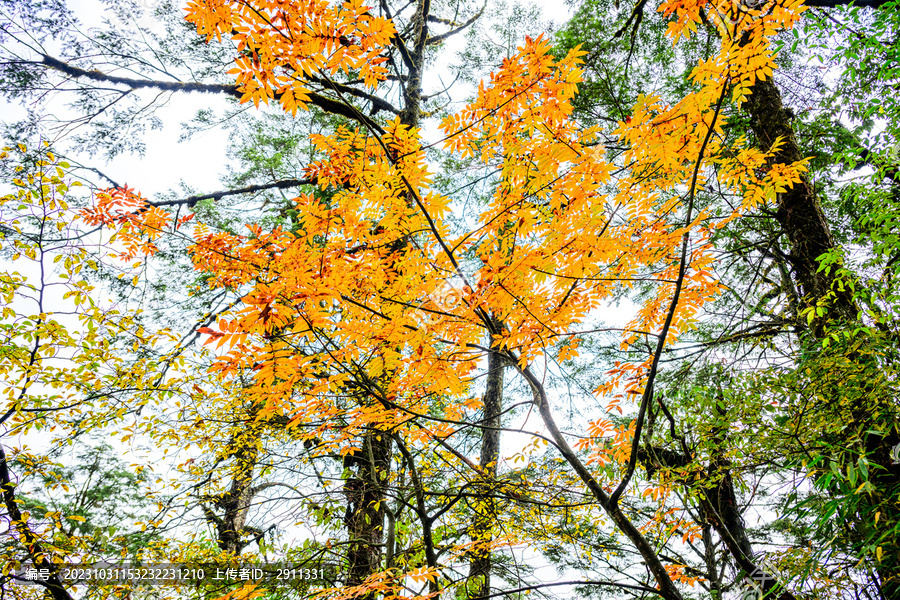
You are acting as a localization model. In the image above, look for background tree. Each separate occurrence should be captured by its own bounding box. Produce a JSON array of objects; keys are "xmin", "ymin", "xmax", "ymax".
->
[{"xmin": 555, "ymin": 0, "xmax": 900, "ymax": 596}]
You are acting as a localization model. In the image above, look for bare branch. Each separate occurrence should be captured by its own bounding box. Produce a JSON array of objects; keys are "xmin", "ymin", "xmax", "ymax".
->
[
  {"xmin": 39, "ymin": 55, "xmax": 385, "ymax": 133},
  {"xmin": 426, "ymin": 0, "xmax": 487, "ymax": 46},
  {"xmin": 149, "ymin": 178, "xmax": 316, "ymax": 208}
]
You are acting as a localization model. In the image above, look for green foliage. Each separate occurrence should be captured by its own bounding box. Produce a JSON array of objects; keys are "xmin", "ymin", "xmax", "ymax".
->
[{"xmin": 10, "ymin": 443, "xmax": 158, "ymax": 558}]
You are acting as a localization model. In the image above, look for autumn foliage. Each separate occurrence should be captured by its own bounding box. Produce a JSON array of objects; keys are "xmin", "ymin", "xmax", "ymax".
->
[
  {"xmin": 65, "ymin": 0, "xmax": 809, "ymax": 595},
  {"xmin": 6, "ymin": 0, "xmax": 894, "ymax": 597}
]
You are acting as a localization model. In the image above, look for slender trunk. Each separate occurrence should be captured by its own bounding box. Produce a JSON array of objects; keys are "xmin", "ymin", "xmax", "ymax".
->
[
  {"xmin": 216, "ymin": 441, "xmax": 260, "ymax": 555},
  {"xmin": 701, "ymin": 524, "xmax": 723, "ymax": 599},
  {"xmin": 466, "ymin": 349, "xmax": 504, "ymax": 600}
]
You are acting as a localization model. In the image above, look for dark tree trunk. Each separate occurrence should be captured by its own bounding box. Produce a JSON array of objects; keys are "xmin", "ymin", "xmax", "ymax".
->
[
  {"xmin": 701, "ymin": 523, "xmax": 723, "ymax": 599},
  {"xmin": 215, "ymin": 442, "xmax": 259, "ymax": 555},
  {"xmin": 200, "ymin": 421, "xmax": 269, "ymax": 556},
  {"xmin": 341, "ymin": 0, "xmax": 430, "ymax": 591},
  {"xmin": 639, "ymin": 441, "xmax": 797, "ymax": 600},
  {"xmin": 745, "ymin": 75, "xmax": 900, "ymax": 597},
  {"xmin": 467, "ymin": 349, "xmax": 504, "ymax": 599},
  {"xmin": 744, "ymin": 76, "xmax": 857, "ymax": 326}
]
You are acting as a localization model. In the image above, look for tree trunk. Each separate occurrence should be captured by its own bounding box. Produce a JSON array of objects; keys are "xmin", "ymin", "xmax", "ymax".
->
[
  {"xmin": 467, "ymin": 349, "xmax": 504, "ymax": 599},
  {"xmin": 215, "ymin": 440, "xmax": 260, "ymax": 555},
  {"xmin": 744, "ymin": 75, "xmax": 857, "ymax": 326},
  {"xmin": 745, "ymin": 74, "xmax": 900, "ymax": 597},
  {"xmin": 638, "ymin": 441, "xmax": 796, "ymax": 599},
  {"xmin": 345, "ymin": 431, "xmax": 392, "ymax": 596},
  {"xmin": 200, "ymin": 414, "xmax": 266, "ymax": 556},
  {"xmin": 342, "ymin": 0, "xmax": 430, "ymax": 591}
]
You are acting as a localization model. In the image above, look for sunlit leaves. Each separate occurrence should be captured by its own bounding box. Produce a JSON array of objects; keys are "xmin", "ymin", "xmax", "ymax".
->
[
  {"xmin": 174, "ymin": 0, "xmax": 810, "ymax": 515},
  {"xmin": 184, "ymin": 0, "xmax": 395, "ymax": 111},
  {"xmin": 80, "ymin": 186, "xmax": 172, "ymax": 260}
]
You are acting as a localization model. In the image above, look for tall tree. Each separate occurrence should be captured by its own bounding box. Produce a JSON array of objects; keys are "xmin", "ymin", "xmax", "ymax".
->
[{"xmin": 557, "ymin": 0, "xmax": 900, "ymax": 596}]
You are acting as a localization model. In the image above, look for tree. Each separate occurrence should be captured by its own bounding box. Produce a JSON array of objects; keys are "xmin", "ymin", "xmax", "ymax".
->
[
  {"xmin": 0, "ymin": 143, "xmax": 177, "ymax": 600},
  {"xmin": 557, "ymin": 0, "xmax": 900, "ymax": 595}
]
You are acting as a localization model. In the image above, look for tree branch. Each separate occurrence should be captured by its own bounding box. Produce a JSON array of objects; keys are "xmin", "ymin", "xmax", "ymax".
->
[
  {"xmin": 608, "ymin": 80, "xmax": 729, "ymax": 508},
  {"xmin": 40, "ymin": 55, "xmax": 385, "ymax": 133},
  {"xmin": 41, "ymin": 54, "xmax": 239, "ymax": 95},
  {"xmin": 149, "ymin": 178, "xmax": 315, "ymax": 208},
  {"xmin": 516, "ymin": 365, "xmax": 683, "ymax": 600},
  {"xmin": 426, "ymin": 0, "xmax": 487, "ymax": 46},
  {"xmin": 306, "ymin": 75, "xmax": 401, "ymax": 115}
]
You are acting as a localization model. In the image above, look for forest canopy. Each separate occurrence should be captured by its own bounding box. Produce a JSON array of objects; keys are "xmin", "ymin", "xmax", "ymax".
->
[{"xmin": 0, "ymin": 0, "xmax": 899, "ymax": 599}]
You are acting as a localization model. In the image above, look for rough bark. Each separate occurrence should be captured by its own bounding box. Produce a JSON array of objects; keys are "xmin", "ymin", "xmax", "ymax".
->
[
  {"xmin": 747, "ymin": 74, "xmax": 900, "ymax": 597},
  {"xmin": 744, "ymin": 75, "xmax": 857, "ymax": 325},
  {"xmin": 201, "ymin": 429, "xmax": 264, "ymax": 555},
  {"xmin": 344, "ymin": 432, "xmax": 392, "ymax": 595},
  {"xmin": 701, "ymin": 524, "xmax": 723, "ymax": 599}
]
